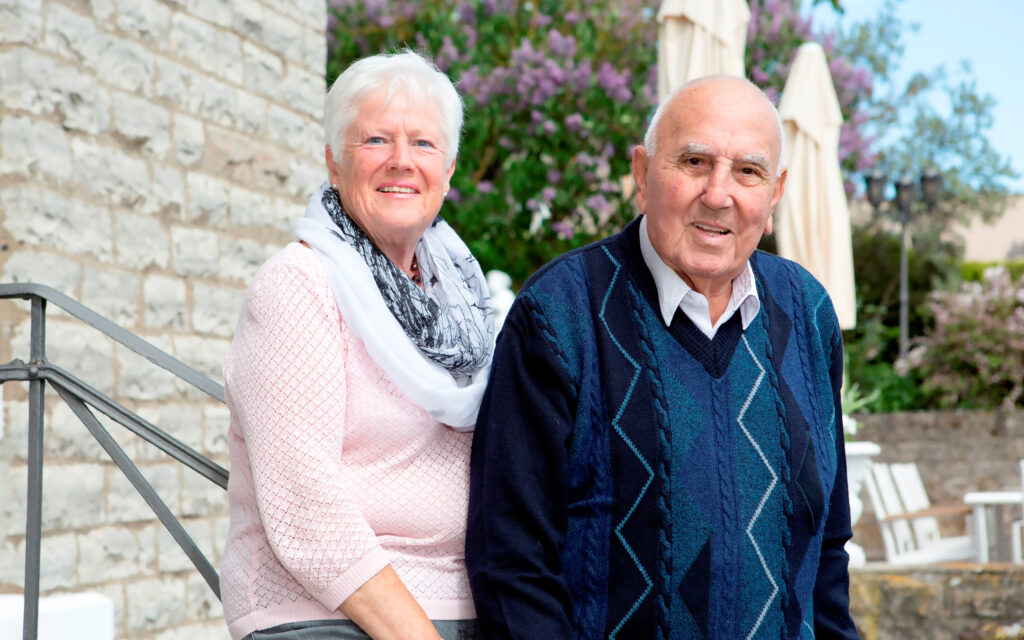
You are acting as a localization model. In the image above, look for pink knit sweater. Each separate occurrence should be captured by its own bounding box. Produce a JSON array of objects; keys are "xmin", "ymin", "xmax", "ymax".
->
[{"xmin": 220, "ymin": 243, "xmax": 476, "ymax": 640}]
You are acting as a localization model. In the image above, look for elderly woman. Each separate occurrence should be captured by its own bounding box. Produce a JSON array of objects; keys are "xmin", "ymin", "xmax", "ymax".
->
[{"xmin": 220, "ymin": 51, "xmax": 493, "ymax": 640}]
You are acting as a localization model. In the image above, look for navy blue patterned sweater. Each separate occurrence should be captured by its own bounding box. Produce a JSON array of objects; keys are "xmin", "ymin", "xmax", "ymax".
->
[{"xmin": 466, "ymin": 218, "xmax": 859, "ymax": 639}]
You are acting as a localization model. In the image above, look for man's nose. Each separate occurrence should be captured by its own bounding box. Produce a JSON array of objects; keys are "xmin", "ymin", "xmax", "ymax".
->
[{"xmin": 702, "ymin": 164, "xmax": 734, "ymax": 209}]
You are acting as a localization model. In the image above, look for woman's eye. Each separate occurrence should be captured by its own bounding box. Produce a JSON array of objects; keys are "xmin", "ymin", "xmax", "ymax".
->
[
  {"xmin": 414, "ymin": 139, "xmax": 435, "ymax": 148},
  {"xmin": 367, "ymin": 136, "xmax": 385, "ymax": 144}
]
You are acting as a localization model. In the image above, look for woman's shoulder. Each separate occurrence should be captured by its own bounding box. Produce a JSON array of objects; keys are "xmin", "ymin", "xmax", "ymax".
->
[{"xmin": 244, "ymin": 242, "xmax": 337, "ymax": 318}]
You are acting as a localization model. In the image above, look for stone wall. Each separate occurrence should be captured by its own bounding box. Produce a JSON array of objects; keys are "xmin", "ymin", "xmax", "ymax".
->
[
  {"xmin": 850, "ymin": 565, "xmax": 1024, "ymax": 640},
  {"xmin": 0, "ymin": 1, "xmax": 327, "ymax": 638},
  {"xmin": 850, "ymin": 410, "xmax": 1024, "ymax": 562}
]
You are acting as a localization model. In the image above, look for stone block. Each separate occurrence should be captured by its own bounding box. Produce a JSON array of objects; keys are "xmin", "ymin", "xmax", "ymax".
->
[
  {"xmin": 90, "ymin": 0, "xmax": 114, "ymax": 22},
  {"xmin": 232, "ymin": 0, "xmax": 263, "ymax": 40},
  {"xmin": 144, "ymin": 274, "xmax": 187, "ymax": 331},
  {"xmin": 303, "ymin": 25, "xmax": 326, "ymax": 71},
  {"xmin": 191, "ymin": 284, "xmax": 244, "ymax": 338},
  {"xmin": 153, "ymin": 162, "xmax": 186, "ymax": 215},
  {"xmin": 1, "ymin": 251, "xmax": 81, "ymax": 296},
  {"xmin": 116, "ymin": 338, "xmax": 182, "ymax": 401},
  {"xmin": 152, "ymin": 404, "xmax": 203, "ymax": 449},
  {"xmin": 266, "ymin": 105, "xmax": 311, "ymax": 153},
  {"xmin": 72, "ymin": 138, "xmax": 151, "ymax": 207},
  {"xmin": 78, "ymin": 525, "xmax": 143, "ymax": 583},
  {"xmin": 294, "ymin": 0, "xmax": 327, "ymax": 29},
  {"xmin": 228, "ymin": 186, "xmax": 275, "ymax": 229},
  {"xmin": 156, "ymin": 518, "xmax": 214, "ymax": 572},
  {"xmin": 1, "ymin": 401, "xmax": 28, "ymax": 463},
  {"xmin": 0, "ymin": 48, "xmax": 110, "ymax": 133},
  {"xmin": 184, "ymin": 0, "xmax": 231, "ymax": 27},
  {"xmin": 0, "ymin": 116, "xmax": 72, "ymax": 181},
  {"xmin": 155, "ymin": 56, "xmax": 190, "ymax": 109},
  {"xmin": 202, "ymin": 126, "xmax": 278, "ymax": 185},
  {"xmin": 48, "ymin": 401, "xmax": 106, "ymax": 461},
  {"xmin": 113, "ymin": 91, "xmax": 172, "ymax": 156},
  {"xmin": 124, "ymin": 576, "xmax": 187, "ymax": 633},
  {"xmin": 184, "ymin": 172, "xmax": 229, "ymax": 226},
  {"xmin": 82, "ymin": 267, "xmax": 140, "ymax": 327},
  {"xmin": 261, "ymin": 10, "xmax": 302, "ymax": 63},
  {"xmin": 242, "ymin": 41, "xmax": 283, "ymax": 100},
  {"xmin": 188, "ymin": 72, "xmax": 237, "ymax": 129},
  {"xmin": 286, "ymin": 157, "xmax": 324, "ymax": 200},
  {"xmin": 171, "ymin": 226, "xmax": 220, "ymax": 277},
  {"xmin": 1, "ymin": 186, "xmax": 112, "ymax": 260},
  {"xmin": 174, "ymin": 113, "xmax": 206, "ymax": 166},
  {"xmin": 170, "ymin": 13, "xmax": 242, "ymax": 84},
  {"xmin": 4, "ymin": 463, "xmax": 104, "ymax": 535},
  {"xmin": 219, "ymin": 238, "xmax": 263, "ymax": 283},
  {"xmin": 136, "ymin": 522, "xmax": 157, "ymax": 574},
  {"xmin": 0, "ymin": 539, "xmax": 22, "ymax": 588},
  {"xmin": 9, "ymin": 319, "xmax": 116, "ymax": 394},
  {"xmin": 115, "ymin": 0, "xmax": 171, "ymax": 42},
  {"xmin": 236, "ymin": 91, "xmax": 266, "ymax": 134},
  {"xmin": 43, "ymin": 2, "xmax": 101, "ymax": 67},
  {"xmin": 116, "ymin": 211, "xmax": 170, "ymax": 270},
  {"xmin": 96, "ymin": 32, "xmax": 154, "ymax": 94},
  {"xmin": 186, "ymin": 571, "xmax": 224, "ymax": 624},
  {"xmin": 106, "ymin": 461, "xmax": 180, "ymax": 522},
  {"xmin": 203, "ymin": 405, "xmax": 229, "ymax": 459},
  {"xmin": 180, "ymin": 470, "xmax": 226, "ymax": 518},
  {"xmin": 172, "ymin": 336, "xmax": 229, "ymax": 384},
  {"xmin": 0, "ymin": 0, "xmax": 42, "ymax": 44},
  {"xmin": 281, "ymin": 65, "xmax": 324, "ymax": 118}
]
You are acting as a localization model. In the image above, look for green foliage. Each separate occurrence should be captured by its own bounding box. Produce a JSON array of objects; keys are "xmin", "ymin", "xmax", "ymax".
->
[
  {"xmin": 841, "ymin": 222, "xmax": 961, "ymax": 412},
  {"xmin": 899, "ymin": 267, "xmax": 1024, "ymax": 410},
  {"xmin": 962, "ymin": 261, "xmax": 1024, "ymax": 283},
  {"xmin": 326, "ymin": 0, "xmax": 657, "ymax": 285}
]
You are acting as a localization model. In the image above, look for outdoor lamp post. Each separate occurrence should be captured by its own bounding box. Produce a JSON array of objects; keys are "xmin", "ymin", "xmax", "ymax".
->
[{"xmin": 864, "ymin": 169, "xmax": 942, "ymax": 360}]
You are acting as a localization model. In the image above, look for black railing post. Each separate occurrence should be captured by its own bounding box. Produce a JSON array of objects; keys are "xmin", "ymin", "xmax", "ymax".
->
[{"xmin": 24, "ymin": 295, "xmax": 46, "ymax": 640}]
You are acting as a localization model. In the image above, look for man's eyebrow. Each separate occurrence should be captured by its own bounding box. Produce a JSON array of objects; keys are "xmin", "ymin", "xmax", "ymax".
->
[
  {"xmin": 679, "ymin": 143, "xmax": 713, "ymax": 156},
  {"xmin": 740, "ymin": 154, "xmax": 771, "ymax": 170}
]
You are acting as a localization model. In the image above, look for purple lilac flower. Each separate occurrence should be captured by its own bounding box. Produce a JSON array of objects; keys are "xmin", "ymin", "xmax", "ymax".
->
[
  {"xmin": 541, "ymin": 186, "xmax": 557, "ymax": 202},
  {"xmin": 551, "ymin": 220, "xmax": 575, "ymax": 238},
  {"xmin": 478, "ymin": 181, "xmax": 494, "ymax": 194},
  {"xmin": 548, "ymin": 29, "xmax": 577, "ymax": 58},
  {"xmin": 547, "ymin": 169, "xmax": 562, "ymax": 184},
  {"xmin": 565, "ymin": 113, "xmax": 584, "ymax": 132},
  {"xmin": 585, "ymin": 194, "xmax": 611, "ymax": 217},
  {"xmin": 542, "ymin": 120, "xmax": 557, "ymax": 135}
]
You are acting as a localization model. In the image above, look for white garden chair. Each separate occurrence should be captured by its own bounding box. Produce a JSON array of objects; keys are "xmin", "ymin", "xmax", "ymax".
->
[{"xmin": 863, "ymin": 462, "xmax": 977, "ymax": 565}]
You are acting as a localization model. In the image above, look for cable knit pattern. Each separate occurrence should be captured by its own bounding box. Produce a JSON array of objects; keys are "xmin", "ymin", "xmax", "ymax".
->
[{"xmin": 221, "ymin": 243, "xmax": 475, "ymax": 640}]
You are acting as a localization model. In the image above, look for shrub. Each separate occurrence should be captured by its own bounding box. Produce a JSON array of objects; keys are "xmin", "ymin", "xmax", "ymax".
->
[{"xmin": 898, "ymin": 266, "xmax": 1024, "ymax": 410}]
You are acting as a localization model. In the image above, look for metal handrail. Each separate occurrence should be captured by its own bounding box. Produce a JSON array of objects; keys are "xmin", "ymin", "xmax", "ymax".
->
[{"xmin": 0, "ymin": 283, "xmax": 229, "ymax": 640}]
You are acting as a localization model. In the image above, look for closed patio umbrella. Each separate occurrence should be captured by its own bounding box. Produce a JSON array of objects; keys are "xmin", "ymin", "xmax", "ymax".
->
[
  {"xmin": 656, "ymin": 0, "xmax": 750, "ymax": 103},
  {"xmin": 776, "ymin": 42, "xmax": 857, "ymax": 329}
]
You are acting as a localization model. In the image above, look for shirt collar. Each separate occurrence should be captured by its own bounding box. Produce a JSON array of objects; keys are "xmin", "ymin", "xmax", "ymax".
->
[{"xmin": 638, "ymin": 216, "xmax": 761, "ymax": 335}]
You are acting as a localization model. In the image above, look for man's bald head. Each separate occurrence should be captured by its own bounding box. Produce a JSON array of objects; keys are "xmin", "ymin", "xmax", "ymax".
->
[{"xmin": 643, "ymin": 76, "xmax": 785, "ymax": 177}]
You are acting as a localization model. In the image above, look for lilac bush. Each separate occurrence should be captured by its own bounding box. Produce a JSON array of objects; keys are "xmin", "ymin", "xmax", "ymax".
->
[
  {"xmin": 327, "ymin": 0, "xmax": 657, "ymax": 283},
  {"xmin": 746, "ymin": 0, "xmax": 876, "ymax": 194},
  {"xmin": 898, "ymin": 267, "xmax": 1024, "ymax": 410}
]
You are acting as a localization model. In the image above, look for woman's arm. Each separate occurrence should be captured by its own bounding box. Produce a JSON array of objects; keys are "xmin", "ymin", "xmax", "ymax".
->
[
  {"xmin": 339, "ymin": 566, "xmax": 441, "ymax": 640},
  {"xmin": 227, "ymin": 248, "xmax": 435, "ymax": 632}
]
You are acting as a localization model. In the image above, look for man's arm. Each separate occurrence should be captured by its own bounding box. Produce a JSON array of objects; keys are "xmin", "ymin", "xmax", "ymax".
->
[
  {"xmin": 813, "ymin": 334, "xmax": 861, "ymax": 639},
  {"xmin": 466, "ymin": 294, "xmax": 578, "ymax": 639}
]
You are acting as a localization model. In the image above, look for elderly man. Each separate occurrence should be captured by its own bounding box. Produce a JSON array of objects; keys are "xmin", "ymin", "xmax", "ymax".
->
[{"xmin": 466, "ymin": 76, "xmax": 860, "ymax": 639}]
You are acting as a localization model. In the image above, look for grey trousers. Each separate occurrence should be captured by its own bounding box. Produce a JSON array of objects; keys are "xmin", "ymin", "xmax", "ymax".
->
[{"xmin": 245, "ymin": 618, "xmax": 479, "ymax": 640}]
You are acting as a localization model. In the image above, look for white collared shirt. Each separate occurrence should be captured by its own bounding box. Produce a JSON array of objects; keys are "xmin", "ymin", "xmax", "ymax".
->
[{"xmin": 638, "ymin": 216, "xmax": 760, "ymax": 339}]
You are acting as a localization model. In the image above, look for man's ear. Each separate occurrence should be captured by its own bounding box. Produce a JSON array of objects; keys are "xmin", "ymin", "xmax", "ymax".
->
[{"xmin": 631, "ymin": 145, "xmax": 649, "ymax": 214}]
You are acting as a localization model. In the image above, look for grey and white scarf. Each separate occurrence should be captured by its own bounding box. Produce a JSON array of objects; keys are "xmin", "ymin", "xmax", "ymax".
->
[{"xmin": 294, "ymin": 182, "xmax": 494, "ymax": 430}]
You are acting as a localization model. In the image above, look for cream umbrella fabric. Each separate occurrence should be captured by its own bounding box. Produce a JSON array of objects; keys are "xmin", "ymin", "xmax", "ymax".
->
[
  {"xmin": 656, "ymin": 0, "xmax": 750, "ymax": 103},
  {"xmin": 776, "ymin": 42, "xmax": 857, "ymax": 329}
]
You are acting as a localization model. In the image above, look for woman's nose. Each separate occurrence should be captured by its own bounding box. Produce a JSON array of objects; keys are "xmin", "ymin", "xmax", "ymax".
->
[{"xmin": 388, "ymin": 142, "xmax": 414, "ymax": 171}]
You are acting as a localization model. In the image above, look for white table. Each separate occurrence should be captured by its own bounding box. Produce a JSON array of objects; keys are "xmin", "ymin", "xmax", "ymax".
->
[{"xmin": 964, "ymin": 490, "xmax": 1024, "ymax": 563}]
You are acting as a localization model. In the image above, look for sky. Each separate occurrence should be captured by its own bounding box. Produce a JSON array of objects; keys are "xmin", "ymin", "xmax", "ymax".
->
[{"xmin": 811, "ymin": 0, "xmax": 1024, "ymax": 194}]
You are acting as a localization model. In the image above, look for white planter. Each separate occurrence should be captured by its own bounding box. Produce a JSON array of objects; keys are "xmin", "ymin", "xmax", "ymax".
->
[{"xmin": 845, "ymin": 440, "xmax": 881, "ymax": 568}]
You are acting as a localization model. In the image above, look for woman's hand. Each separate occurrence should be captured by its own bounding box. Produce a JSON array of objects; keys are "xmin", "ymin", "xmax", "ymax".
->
[{"xmin": 339, "ymin": 565, "xmax": 443, "ymax": 640}]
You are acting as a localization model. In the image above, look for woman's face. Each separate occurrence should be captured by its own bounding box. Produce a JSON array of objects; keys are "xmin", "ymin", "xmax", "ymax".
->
[{"xmin": 327, "ymin": 88, "xmax": 455, "ymax": 255}]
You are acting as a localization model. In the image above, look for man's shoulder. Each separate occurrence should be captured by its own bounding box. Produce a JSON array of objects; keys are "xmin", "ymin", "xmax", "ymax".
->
[
  {"xmin": 751, "ymin": 250, "xmax": 829, "ymax": 300},
  {"xmin": 519, "ymin": 227, "xmax": 626, "ymax": 297}
]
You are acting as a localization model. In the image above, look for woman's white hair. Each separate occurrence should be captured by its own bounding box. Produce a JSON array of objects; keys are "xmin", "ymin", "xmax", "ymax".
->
[
  {"xmin": 324, "ymin": 49, "xmax": 463, "ymax": 168},
  {"xmin": 643, "ymin": 76, "xmax": 785, "ymax": 177}
]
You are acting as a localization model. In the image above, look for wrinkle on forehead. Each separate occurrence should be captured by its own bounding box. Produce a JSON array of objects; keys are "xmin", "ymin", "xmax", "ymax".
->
[{"xmin": 675, "ymin": 143, "xmax": 771, "ymax": 172}]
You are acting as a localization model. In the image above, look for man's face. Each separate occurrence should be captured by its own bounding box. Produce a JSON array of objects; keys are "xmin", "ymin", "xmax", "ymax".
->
[{"xmin": 632, "ymin": 78, "xmax": 787, "ymax": 296}]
